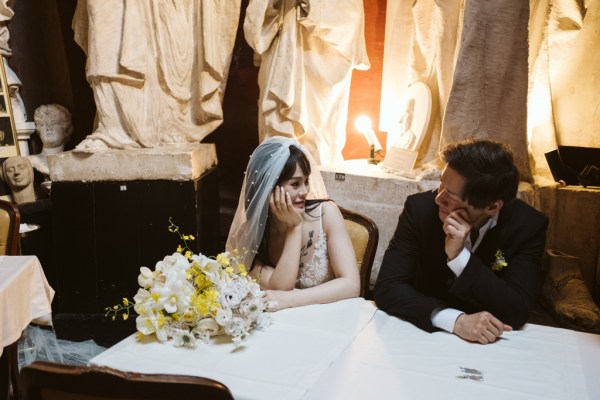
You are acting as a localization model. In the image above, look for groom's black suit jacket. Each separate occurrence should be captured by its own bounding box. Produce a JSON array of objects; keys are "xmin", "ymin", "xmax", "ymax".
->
[{"xmin": 374, "ymin": 190, "xmax": 548, "ymax": 332}]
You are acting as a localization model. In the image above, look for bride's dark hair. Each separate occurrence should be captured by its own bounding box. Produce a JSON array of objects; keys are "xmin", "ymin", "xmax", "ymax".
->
[{"xmin": 255, "ymin": 145, "xmax": 328, "ymax": 268}]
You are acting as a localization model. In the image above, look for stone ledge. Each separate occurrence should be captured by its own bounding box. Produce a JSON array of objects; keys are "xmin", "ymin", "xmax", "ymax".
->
[{"xmin": 48, "ymin": 143, "xmax": 217, "ymax": 182}]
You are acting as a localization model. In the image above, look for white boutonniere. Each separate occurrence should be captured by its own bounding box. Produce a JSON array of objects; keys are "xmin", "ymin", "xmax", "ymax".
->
[{"xmin": 491, "ymin": 249, "xmax": 508, "ymax": 272}]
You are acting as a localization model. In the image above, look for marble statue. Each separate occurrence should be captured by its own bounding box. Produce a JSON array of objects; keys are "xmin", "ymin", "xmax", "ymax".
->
[
  {"xmin": 381, "ymin": 0, "xmax": 531, "ymax": 179},
  {"xmin": 0, "ymin": 0, "xmax": 30, "ymax": 131},
  {"xmin": 1, "ymin": 156, "xmax": 35, "ymax": 204},
  {"xmin": 72, "ymin": 0, "xmax": 241, "ymax": 152},
  {"xmin": 244, "ymin": 0, "xmax": 370, "ymax": 165},
  {"xmin": 28, "ymin": 104, "xmax": 73, "ymax": 177}
]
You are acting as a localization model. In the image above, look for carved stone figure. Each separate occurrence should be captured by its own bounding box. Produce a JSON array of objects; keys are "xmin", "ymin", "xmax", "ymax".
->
[
  {"xmin": 28, "ymin": 104, "xmax": 73, "ymax": 177},
  {"xmin": 386, "ymin": 82, "xmax": 431, "ymax": 154},
  {"xmin": 395, "ymin": 99, "xmax": 416, "ymax": 150},
  {"xmin": 1, "ymin": 156, "xmax": 35, "ymax": 204},
  {"xmin": 0, "ymin": 1, "xmax": 30, "ymax": 131},
  {"xmin": 244, "ymin": 0, "xmax": 370, "ymax": 164},
  {"xmin": 72, "ymin": 0, "xmax": 241, "ymax": 152}
]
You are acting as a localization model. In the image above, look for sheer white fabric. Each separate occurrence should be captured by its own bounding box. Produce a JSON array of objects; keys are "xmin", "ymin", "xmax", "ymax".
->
[
  {"xmin": 297, "ymin": 203, "xmax": 333, "ymax": 288},
  {"xmin": 226, "ymin": 137, "xmax": 327, "ymax": 269}
]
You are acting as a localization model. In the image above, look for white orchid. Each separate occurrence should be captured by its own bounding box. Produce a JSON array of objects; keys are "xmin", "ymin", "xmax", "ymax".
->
[
  {"xmin": 137, "ymin": 267, "xmax": 157, "ymax": 289},
  {"xmin": 192, "ymin": 254, "xmax": 223, "ymax": 283},
  {"xmin": 136, "ymin": 310, "xmax": 169, "ymax": 341},
  {"xmin": 153, "ymin": 267, "xmax": 194, "ymax": 314}
]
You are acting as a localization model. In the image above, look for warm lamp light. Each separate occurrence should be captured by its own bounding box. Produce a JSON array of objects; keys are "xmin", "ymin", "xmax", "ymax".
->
[{"xmin": 354, "ymin": 116, "xmax": 383, "ymax": 164}]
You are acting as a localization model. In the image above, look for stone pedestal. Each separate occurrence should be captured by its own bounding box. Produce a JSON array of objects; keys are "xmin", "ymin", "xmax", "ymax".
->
[
  {"xmin": 48, "ymin": 144, "xmax": 217, "ymax": 182},
  {"xmin": 49, "ymin": 144, "xmax": 220, "ymax": 320}
]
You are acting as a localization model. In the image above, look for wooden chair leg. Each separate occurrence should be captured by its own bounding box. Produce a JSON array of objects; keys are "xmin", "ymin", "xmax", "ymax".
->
[
  {"xmin": 0, "ymin": 344, "xmax": 11, "ymax": 400},
  {"xmin": 8, "ymin": 342, "xmax": 19, "ymax": 400}
]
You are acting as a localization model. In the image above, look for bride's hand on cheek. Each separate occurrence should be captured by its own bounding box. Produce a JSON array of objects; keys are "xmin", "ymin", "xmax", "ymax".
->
[
  {"xmin": 263, "ymin": 289, "xmax": 294, "ymax": 312},
  {"xmin": 269, "ymin": 186, "xmax": 302, "ymax": 228}
]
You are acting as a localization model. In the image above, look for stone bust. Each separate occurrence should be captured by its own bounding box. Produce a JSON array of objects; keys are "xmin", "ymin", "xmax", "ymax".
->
[
  {"xmin": 1, "ymin": 156, "xmax": 36, "ymax": 204},
  {"xmin": 28, "ymin": 104, "xmax": 73, "ymax": 178}
]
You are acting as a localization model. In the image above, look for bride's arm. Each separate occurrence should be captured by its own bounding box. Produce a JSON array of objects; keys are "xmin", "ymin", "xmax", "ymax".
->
[
  {"xmin": 261, "ymin": 187, "xmax": 303, "ymax": 290},
  {"xmin": 264, "ymin": 202, "xmax": 360, "ymax": 310}
]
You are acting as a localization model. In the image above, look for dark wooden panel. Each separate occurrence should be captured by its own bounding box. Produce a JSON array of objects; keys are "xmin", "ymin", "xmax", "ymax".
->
[
  {"xmin": 51, "ymin": 169, "xmax": 220, "ymax": 317},
  {"xmin": 94, "ymin": 182, "xmax": 145, "ymax": 312},
  {"xmin": 51, "ymin": 181, "xmax": 96, "ymax": 313}
]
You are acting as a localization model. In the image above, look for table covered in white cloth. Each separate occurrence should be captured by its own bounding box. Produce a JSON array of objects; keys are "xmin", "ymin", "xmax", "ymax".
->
[
  {"xmin": 303, "ymin": 310, "xmax": 600, "ymax": 400},
  {"xmin": 91, "ymin": 298, "xmax": 377, "ymax": 400},
  {"xmin": 0, "ymin": 256, "xmax": 54, "ymax": 356},
  {"xmin": 91, "ymin": 298, "xmax": 600, "ymax": 400}
]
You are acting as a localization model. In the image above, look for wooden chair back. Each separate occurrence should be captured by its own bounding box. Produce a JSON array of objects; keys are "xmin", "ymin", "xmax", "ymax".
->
[
  {"xmin": 19, "ymin": 361, "xmax": 235, "ymax": 400},
  {"xmin": 340, "ymin": 207, "xmax": 379, "ymax": 299},
  {"xmin": 0, "ymin": 199, "xmax": 19, "ymax": 255}
]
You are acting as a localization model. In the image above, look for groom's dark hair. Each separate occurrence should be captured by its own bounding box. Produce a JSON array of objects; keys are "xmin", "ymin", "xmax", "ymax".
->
[{"xmin": 441, "ymin": 139, "xmax": 519, "ymax": 209}]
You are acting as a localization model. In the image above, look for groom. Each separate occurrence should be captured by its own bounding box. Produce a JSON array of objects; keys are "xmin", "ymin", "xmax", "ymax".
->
[{"xmin": 374, "ymin": 139, "xmax": 548, "ymax": 344}]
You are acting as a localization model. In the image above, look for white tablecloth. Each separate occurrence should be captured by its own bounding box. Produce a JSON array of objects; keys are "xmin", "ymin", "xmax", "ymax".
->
[
  {"xmin": 91, "ymin": 297, "xmax": 600, "ymax": 400},
  {"xmin": 0, "ymin": 256, "xmax": 54, "ymax": 356},
  {"xmin": 303, "ymin": 310, "xmax": 600, "ymax": 400},
  {"xmin": 90, "ymin": 298, "xmax": 378, "ymax": 400}
]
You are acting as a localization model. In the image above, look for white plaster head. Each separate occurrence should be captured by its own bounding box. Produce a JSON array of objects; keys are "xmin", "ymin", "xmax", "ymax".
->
[
  {"xmin": 1, "ymin": 155, "xmax": 36, "ymax": 204},
  {"xmin": 34, "ymin": 104, "xmax": 73, "ymax": 151}
]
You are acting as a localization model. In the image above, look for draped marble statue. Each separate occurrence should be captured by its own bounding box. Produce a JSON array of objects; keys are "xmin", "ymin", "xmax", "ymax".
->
[
  {"xmin": 381, "ymin": 0, "xmax": 531, "ymax": 180},
  {"xmin": 72, "ymin": 0, "xmax": 241, "ymax": 152},
  {"xmin": 0, "ymin": 0, "xmax": 30, "ymax": 132},
  {"xmin": 244, "ymin": 0, "xmax": 370, "ymax": 165}
]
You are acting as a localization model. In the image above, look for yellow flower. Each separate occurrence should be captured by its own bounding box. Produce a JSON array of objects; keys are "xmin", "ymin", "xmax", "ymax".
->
[
  {"xmin": 122, "ymin": 314, "xmax": 129, "ymax": 321},
  {"xmin": 122, "ymin": 298, "xmax": 129, "ymax": 306},
  {"xmin": 184, "ymin": 250, "xmax": 192, "ymax": 260},
  {"xmin": 491, "ymin": 249, "xmax": 508, "ymax": 272},
  {"xmin": 239, "ymin": 264, "xmax": 247, "ymax": 276},
  {"xmin": 176, "ymin": 244, "xmax": 183, "ymax": 253},
  {"xmin": 217, "ymin": 253, "xmax": 230, "ymax": 266},
  {"xmin": 151, "ymin": 293, "xmax": 161, "ymax": 301}
]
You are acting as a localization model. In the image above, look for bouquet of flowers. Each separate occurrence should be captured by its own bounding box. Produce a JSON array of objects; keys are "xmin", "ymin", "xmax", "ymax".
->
[{"xmin": 107, "ymin": 220, "xmax": 271, "ymax": 348}]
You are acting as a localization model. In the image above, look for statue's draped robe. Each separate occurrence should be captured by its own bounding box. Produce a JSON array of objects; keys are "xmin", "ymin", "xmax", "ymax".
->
[
  {"xmin": 244, "ymin": 0, "xmax": 370, "ymax": 164},
  {"xmin": 381, "ymin": 0, "xmax": 531, "ymax": 180},
  {"xmin": 73, "ymin": 0, "xmax": 240, "ymax": 150}
]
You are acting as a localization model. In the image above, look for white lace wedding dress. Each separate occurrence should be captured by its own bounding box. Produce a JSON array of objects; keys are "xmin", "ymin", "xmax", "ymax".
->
[{"xmin": 296, "ymin": 203, "xmax": 334, "ymax": 288}]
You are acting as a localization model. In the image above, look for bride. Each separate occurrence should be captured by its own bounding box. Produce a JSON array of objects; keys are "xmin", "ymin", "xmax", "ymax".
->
[{"xmin": 227, "ymin": 137, "xmax": 360, "ymax": 311}]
